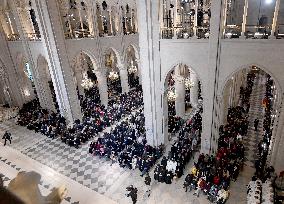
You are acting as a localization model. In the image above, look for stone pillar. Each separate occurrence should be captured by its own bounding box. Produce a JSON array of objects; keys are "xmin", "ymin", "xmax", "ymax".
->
[
  {"xmin": 190, "ymin": 72, "xmax": 199, "ymax": 108},
  {"xmin": 94, "ymin": 70, "xmax": 108, "ymax": 107},
  {"xmin": 175, "ymin": 75, "xmax": 185, "ymax": 117},
  {"xmin": 269, "ymin": 0, "xmax": 281, "ymax": 39},
  {"xmin": 241, "ymin": 0, "xmax": 248, "ymax": 38},
  {"xmin": 119, "ymin": 67, "xmax": 129, "ymax": 93},
  {"xmin": 202, "ymin": 0, "xmax": 223, "ymax": 154},
  {"xmin": 78, "ymin": 7, "xmax": 84, "ymax": 32},
  {"xmin": 222, "ymin": 82, "xmax": 231, "ymax": 123},
  {"xmin": 136, "ymin": 0, "xmax": 162, "ymax": 146},
  {"xmin": 108, "ymin": 9, "xmax": 113, "ymax": 35},
  {"xmin": 75, "ymin": 70, "xmax": 85, "ymax": 97},
  {"xmin": 33, "ymin": 0, "xmax": 82, "ymax": 123},
  {"xmin": 193, "ymin": 0, "xmax": 199, "ymax": 38},
  {"xmin": 270, "ymin": 101, "xmax": 284, "ymax": 174},
  {"xmin": 5, "ymin": 12, "xmax": 15, "ymax": 35},
  {"xmin": 86, "ymin": 6, "xmax": 95, "ymax": 37},
  {"xmin": 172, "ymin": 0, "xmax": 178, "ymax": 39}
]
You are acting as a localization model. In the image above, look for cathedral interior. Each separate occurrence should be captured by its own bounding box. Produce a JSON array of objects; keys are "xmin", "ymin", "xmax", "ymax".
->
[{"xmin": 0, "ymin": 0, "xmax": 284, "ymax": 204}]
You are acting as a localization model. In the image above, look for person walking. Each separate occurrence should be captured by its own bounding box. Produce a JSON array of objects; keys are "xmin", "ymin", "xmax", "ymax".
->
[
  {"xmin": 2, "ymin": 131, "xmax": 12, "ymax": 146},
  {"xmin": 126, "ymin": 185, "xmax": 138, "ymax": 204},
  {"xmin": 144, "ymin": 173, "xmax": 151, "ymax": 197}
]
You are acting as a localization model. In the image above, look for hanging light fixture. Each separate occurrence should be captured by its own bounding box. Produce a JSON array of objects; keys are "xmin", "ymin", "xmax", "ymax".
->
[
  {"xmin": 81, "ymin": 72, "xmax": 94, "ymax": 90},
  {"xmin": 167, "ymin": 87, "xmax": 178, "ymax": 102},
  {"xmin": 109, "ymin": 70, "xmax": 119, "ymax": 81},
  {"xmin": 184, "ymin": 77, "xmax": 195, "ymax": 90},
  {"xmin": 128, "ymin": 60, "xmax": 138, "ymax": 74}
]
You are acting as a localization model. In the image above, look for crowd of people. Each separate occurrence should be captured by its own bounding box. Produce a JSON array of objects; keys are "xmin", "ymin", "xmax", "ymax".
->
[
  {"xmin": 154, "ymin": 110, "xmax": 202, "ymax": 184},
  {"xmin": 181, "ymin": 71, "xmax": 257, "ymax": 203},
  {"xmin": 16, "ymin": 85, "xmax": 144, "ymax": 148},
  {"xmin": 89, "ymin": 110, "xmax": 164, "ymax": 174},
  {"xmin": 183, "ymin": 107, "xmax": 246, "ymax": 203},
  {"xmin": 168, "ymin": 115, "xmax": 183, "ymax": 134},
  {"xmin": 255, "ymin": 75, "xmax": 275, "ymax": 178},
  {"xmin": 247, "ymin": 168, "xmax": 275, "ymax": 204}
]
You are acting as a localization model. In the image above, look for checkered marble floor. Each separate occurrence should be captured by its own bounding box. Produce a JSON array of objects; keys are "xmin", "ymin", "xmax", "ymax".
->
[
  {"xmin": 0, "ymin": 120, "xmax": 46, "ymax": 151},
  {"xmin": 0, "ymin": 109, "xmax": 145, "ymax": 195},
  {"xmin": 17, "ymin": 137, "xmax": 125, "ymax": 194},
  {"xmin": 0, "ymin": 156, "xmax": 78, "ymax": 204},
  {"xmin": 243, "ymin": 79, "xmax": 265, "ymax": 168}
]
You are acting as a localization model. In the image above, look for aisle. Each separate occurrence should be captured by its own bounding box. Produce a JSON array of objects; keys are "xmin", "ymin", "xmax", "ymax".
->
[{"xmin": 227, "ymin": 75, "xmax": 266, "ymax": 204}]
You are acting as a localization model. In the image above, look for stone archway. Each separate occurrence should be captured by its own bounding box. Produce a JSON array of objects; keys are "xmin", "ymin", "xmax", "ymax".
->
[
  {"xmin": 71, "ymin": 51, "xmax": 106, "ymax": 106},
  {"xmin": 220, "ymin": 65, "xmax": 282, "ymax": 173},
  {"xmin": 124, "ymin": 45, "xmax": 140, "ymax": 88},
  {"xmin": 104, "ymin": 48, "xmax": 126, "ymax": 99},
  {"xmin": 163, "ymin": 63, "xmax": 203, "ymax": 142}
]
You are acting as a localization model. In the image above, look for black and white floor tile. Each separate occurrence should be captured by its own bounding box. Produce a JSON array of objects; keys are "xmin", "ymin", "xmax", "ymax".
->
[{"xmin": 0, "ymin": 156, "xmax": 80, "ymax": 204}]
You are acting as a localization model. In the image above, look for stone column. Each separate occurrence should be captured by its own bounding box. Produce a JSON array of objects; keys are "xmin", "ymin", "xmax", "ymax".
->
[
  {"xmin": 108, "ymin": 9, "xmax": 113, "ymax": 35},
  {"xmin": 5, "ymin": 12, "xmax": 15, "ymax": 35},
  {"xmin": 270, "ymin": 102, "xmax": 284, "ymax": 174},
  {"xmin": 75, "ymin": 70, "xmax": 85, "ymax": 97},
  {"xmin": 269, "ymin": 0, "xmax": 281, "ymax": 39},
  {"xmin": 241, "ymin": 0, "xmax": 248, "ymax": 38},
  {"xmin": 78, "ymin": 7, "xmax": 84, "ymax": 32},
  {"xmin": 193, "ymin": 0, "xmax": 199, "ymax": 38},
  {"xmin": 33, "ymin": 0, "xmax": 82, "ymax": 123},
  {"xmin": 175, "ymin": 75, "xmax": 185, "ymax": 117},
  {"xmin": 172, "ymin": 0, "xmax": 178, "ymax": 39},
  {"xmin": 190, "ymin": 72, "xmax": 199, "ymax": 108},
  {"xmin": 94, "ymin": 70, "xmax": 108, "ymax": 107},
  {"xmin": 136, "ymin": 0, "xmax": 163, "ymax": 146},
  {"xmin": 201, "ymin": 0, "xmax": 223, "ymax": 154},
  {"xmin": 119, "ymin": 66, "xmax": 129, "ymax": 93}
]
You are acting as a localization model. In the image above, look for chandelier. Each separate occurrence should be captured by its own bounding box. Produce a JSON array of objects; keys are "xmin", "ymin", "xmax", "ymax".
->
[
  {"xmin": 128, "ymin": 60, "xmax": 138, "ymax": 74},
  {"xmin": 185, "ymin": 78, "xmax": 194, "ymax": 90},
  {"xmin": 109, "ymin": 70, "xmax": 119, "ymax": 81},
  {"xmin": 81, "ymin": 73, "xmax": 94, "ymax": 90},
  {"xmin": 167, "ymin": 88, "xmax": 177, "ymax": 102}
]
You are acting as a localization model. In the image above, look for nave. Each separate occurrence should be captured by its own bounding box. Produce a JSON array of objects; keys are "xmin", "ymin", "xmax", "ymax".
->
[{"xmin": 0, "ymin": 76, "xmax": 267, "ymax": 204}]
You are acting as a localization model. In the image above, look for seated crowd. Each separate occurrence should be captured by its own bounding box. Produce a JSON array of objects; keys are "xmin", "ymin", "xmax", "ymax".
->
[
  {"xmin": 154, "ymin": 110, "xmax": 202, "ymax": 184},
  {"xmin": 182, "ymin": 71, "xmax": 255, "ymax": 203},
  {"xmin": 247, "ymin": 168, "xmax": 275, "ymax": 204},
  {"xmin": 17, "ymin": 85, "xmax": 144, "ymax": 148},
  {"xmin": 183, "ymin": 106, "xmax": 247, "ymax": 203},
  {"xmin": 89, "ymin": 110, "xmax": 164, "ymax": 174}
]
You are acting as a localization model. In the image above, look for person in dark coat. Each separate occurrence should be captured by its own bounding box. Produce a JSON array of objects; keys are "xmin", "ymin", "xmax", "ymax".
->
[
  {"xmin": 165, "ymin": 171, "xmax": 173, "ymax": 184},
  {"xmin": 126, "ymin": 185, "xmax": 138, "ymax": 204},
  {"xmin": 144, "ymin": 173, "xmax": 151, "ymax": 197},
  {"xmin": 2, "ymin": 131, "xmax": 12, "ymax": 146}
]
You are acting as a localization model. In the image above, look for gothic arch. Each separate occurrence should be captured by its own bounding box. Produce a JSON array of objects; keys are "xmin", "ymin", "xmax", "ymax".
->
[
  {"xmin": 220, "ymin": 63, "xmax": 282, "ymax": 103},
  {"xmin": 104, "ymin": 47, "xmax": 123, "ymax": 69},
  {"xmin": 163, "ymin": 62, "xmax": 203, "ymax": 92}
]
